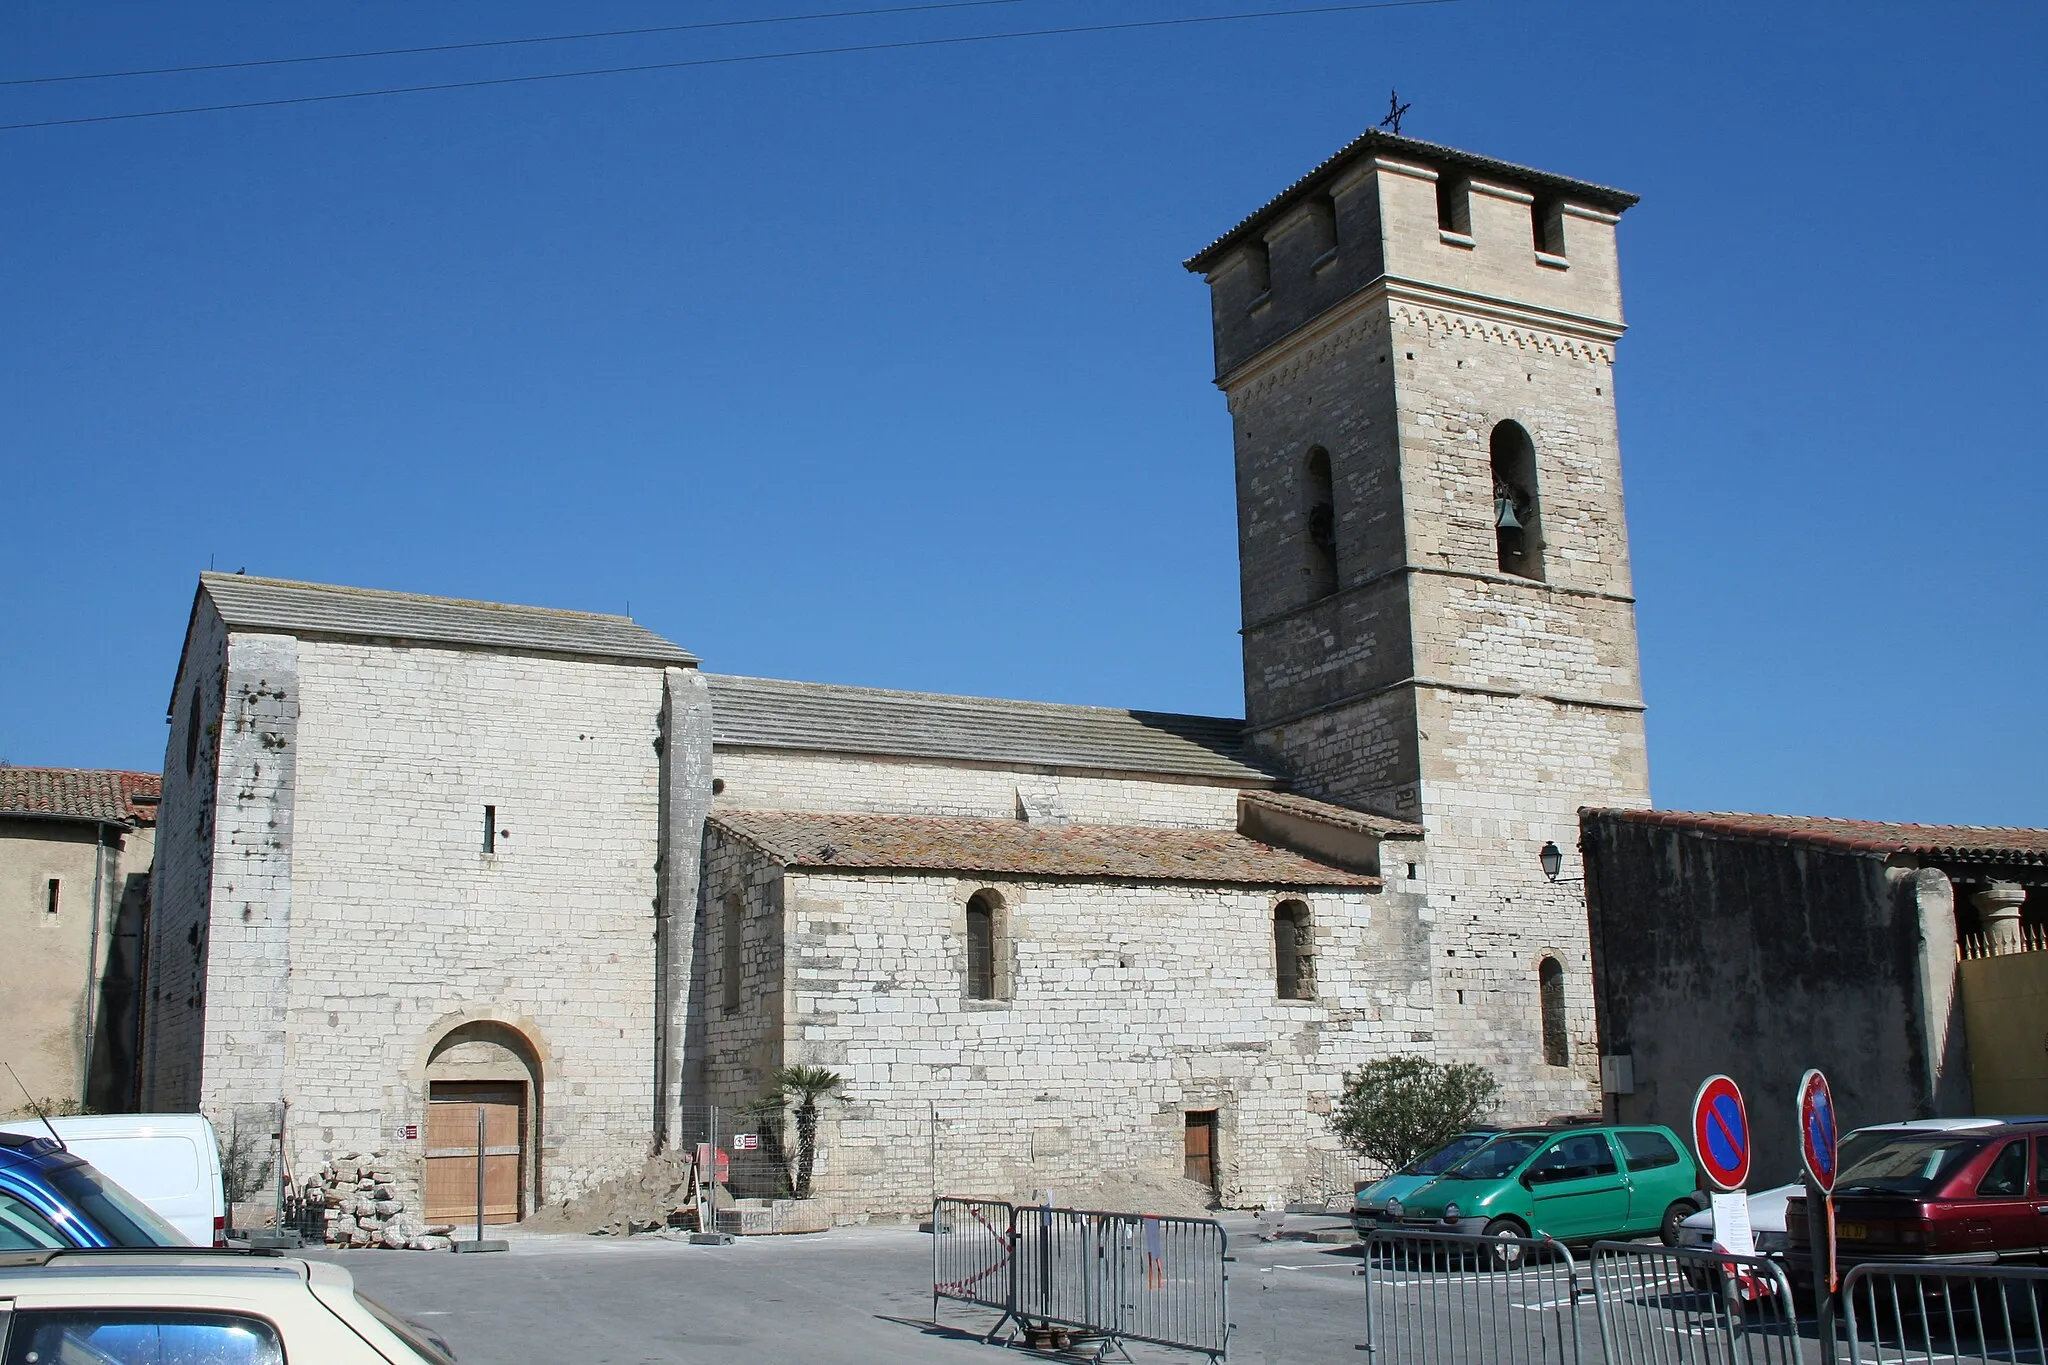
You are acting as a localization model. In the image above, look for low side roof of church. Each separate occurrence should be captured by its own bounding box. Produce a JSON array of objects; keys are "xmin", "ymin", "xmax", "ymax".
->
[
  {"xmin": 1585, "ymin": 808, "xmax": 2048, "ymax": 867},
  {"xmin": 196, "ymin": 573, "xmax": 698, "ymax": 667},
  {"xmin": 706, "ymin": 673, "xmax": 1277, "ymax": 783},
  {"xmin": 711, "ymin": 809, "xmax": 1380, "ymax": 888},
  {"xmin": 0, "ymin": 767, "xmax": 160, "ymax": 827}
]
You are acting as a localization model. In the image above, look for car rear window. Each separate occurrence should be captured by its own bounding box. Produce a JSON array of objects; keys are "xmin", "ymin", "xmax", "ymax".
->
[
  {"xmin": 1837, "ymin": 1137, "xmax": 1986, "ymax": 1197},
  {"xmin": 1617, "ymin": 1131, "xmax": 1681, "ymax": 1171},
  {"xmin": 1403, "ymin": 1133, "xmax": 1496, "ymax": 1177},
  {"xmin": 1445, "ymin": 1134, "xmax": 1544, "ymax": 1180},
  {"xmin": 2, "ymin": 1310, "xmax": 282, "ymax": 1365}
]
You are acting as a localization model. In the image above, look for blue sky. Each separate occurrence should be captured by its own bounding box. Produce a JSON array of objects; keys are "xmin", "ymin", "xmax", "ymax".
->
[{"xmin": 3, "ymin": 1, "xmax": 2042, "ymax": 826}]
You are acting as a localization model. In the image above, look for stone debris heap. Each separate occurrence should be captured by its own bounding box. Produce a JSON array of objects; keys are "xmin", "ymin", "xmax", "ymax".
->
[{"xmin": 311, "ymin": 1153, "xmax": 454, "ymax": 1251}]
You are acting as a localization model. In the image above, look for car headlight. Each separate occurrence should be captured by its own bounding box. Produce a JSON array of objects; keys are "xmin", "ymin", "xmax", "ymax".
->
[
  {"xmin": 1442, "ymin": 1202, "xmax": 1461, "ymax": 1223},
  {"xmin": 1385, "ymin": 1198, "xmax": 1404, "ymax": 1220}
]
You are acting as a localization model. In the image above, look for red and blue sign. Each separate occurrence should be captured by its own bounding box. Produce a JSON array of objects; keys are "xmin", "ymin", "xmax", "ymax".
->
[
  {"xmin": 1798, "ymin": 1069, "xmax": 1839, "ymax": 1193},
  {"xmin": 1691, "ymin": 1074, "xmax": 1751, "ymax": 1192}
]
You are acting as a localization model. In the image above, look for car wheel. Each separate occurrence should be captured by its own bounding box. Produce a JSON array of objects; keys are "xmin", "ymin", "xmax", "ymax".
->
[
  {"xmin": 1660, "ymin": 1200, "xmax": 1700, "ymax": 1247},
  {"xmin": 1482, "ymin": 1218, "xmax": 1527, "ymax": 1268}
]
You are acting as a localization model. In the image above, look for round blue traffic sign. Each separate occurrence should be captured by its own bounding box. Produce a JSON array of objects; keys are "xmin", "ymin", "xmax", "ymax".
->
[
  {"xmin": 1799, "ymin": 1069, "xmax": 1838, "ymax": 1192},
  {"xmin": 1691, "ymin": 1074, "xmax": 1751, "ymax": 1192}
]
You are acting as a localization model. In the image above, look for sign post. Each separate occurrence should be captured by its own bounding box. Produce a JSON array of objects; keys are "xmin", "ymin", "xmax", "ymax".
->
[
  {"xmin": 1689, "ymin": 1073, "xmax": 1759, "ymax": 1303},
  {"xmin": 452, "ymin": 1105, "xmax": 507, "ymax": 1253},
  {"xmin": 1797, "ymin": 1069, "xmax": 1839, "ymax": 1355}
]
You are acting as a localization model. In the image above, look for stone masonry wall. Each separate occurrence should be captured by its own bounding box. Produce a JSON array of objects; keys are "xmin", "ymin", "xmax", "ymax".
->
[
  {"xmin": 713, "ymin": 748, "xmax": 1251, "ymax": 829},
  {"xmin": 280, "ymin": 640, "xmax": 669, "ymax": 1211},
  {"xmin": 692, "ymin": 824, "xmax": 786, "ymax": 1115},
  {"xmin": 196, "ymin": 633, "xmax": 302, "ymax": 1141},
  {"xmin": 768, "ymin": 867, "xmax": 1434, "ymax": 1217},
  {"xmin": 141, "ymin": 598, "xmax": 228, "ymax": 1112}
]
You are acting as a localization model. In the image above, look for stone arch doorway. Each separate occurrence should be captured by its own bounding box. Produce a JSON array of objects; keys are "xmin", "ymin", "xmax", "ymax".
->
[{"xmin": 422, "ymin": 1021, "xmax": 542, "ymax": 1226}]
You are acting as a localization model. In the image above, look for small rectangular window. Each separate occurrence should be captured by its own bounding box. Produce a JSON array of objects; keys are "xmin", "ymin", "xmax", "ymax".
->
[
  {"xmin": 1436, "ymin": 174, "xmax": 1471, "ymax": 235},
  {"xmin": 721, "ymin": 895, "xmax": 743, "ymax": 1013},
  {"xmin": 1242, "ymin": 239, "xmax": 1272, "ymax": 303},
  {"xmin": 966, "ymin": 896, "xmax": 997, "ymax": 1001},
  {"xmin": 1617, "ymin": 1130, "xmax": 1680, "ymax": 1171},
  {"xmin": 46, "ymin": 878, "xmax": 60, "ymax": 915},
  {"xmin": 1533, "ymin": 197, "xmax": 1566, "ymax": 257},
  {"xmin": 482, "ymin": 805, "xmax": 496, "ymax": 854},
  {"xmin": 1309, "ymin": 192, "xmax": 1338, "ymax": 264}
]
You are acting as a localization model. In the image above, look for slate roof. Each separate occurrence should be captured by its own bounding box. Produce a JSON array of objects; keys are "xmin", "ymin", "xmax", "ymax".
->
[
  {"xmin": 1184, "ymin": 129, "xmax": 1639, "ymax": 274},
  {"xmin": 706, "ymin": 674, "xmax": 1276, "ymax": 783},
  {"xmin": 0, "ymin": 768, "xmax": 160, "ymax": 826},
  {"xmin": 1586, "ymin": 809, "xmax": 2048, "ymax": 867},
  {"xmin": 196, "ymin": 573, "xmax": 696, "ymax": 666},
  {"xmin": 711, "ymin": 810, "xmax": 1380, "ymax": 888},
  {"xmin": 1239, "ymin": 790, "xmax": 1425, "ymax": 840}
]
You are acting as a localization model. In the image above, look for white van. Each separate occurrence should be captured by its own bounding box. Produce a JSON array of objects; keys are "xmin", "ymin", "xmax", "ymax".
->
[{"xmin": 0, "ymin": 1113, "xmax": 226, "ymax": 1247}]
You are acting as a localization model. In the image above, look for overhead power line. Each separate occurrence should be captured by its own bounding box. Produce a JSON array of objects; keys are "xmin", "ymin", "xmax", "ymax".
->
[
  {"xmin": 0, "ymin": 0, "xmax": 1033, "ymax": 88},
  {"xmin": 0, "ymin": 0, "xmax": 1458, "ymax": 133}
]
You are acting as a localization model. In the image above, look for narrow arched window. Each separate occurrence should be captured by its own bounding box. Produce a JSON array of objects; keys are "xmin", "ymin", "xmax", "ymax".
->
[
  {"xmin": 1539, "ymin": 957, "xmax": 1569, "ymax": 1066},
  {"xmin": 1490, "ymin": 421, "xmax": 1544, "ymax": 581},
  {"xmin": 721, "ymin": 894, "xmax": 744, "ymax": 1014},
  {"xmin": 1305, "ymin": 447, "xmax": 1338, "ymax": 600},
  {"xmin": 966, "ymin": 893, "xmax": 998, "ymax": 1001},
  {"xmin": 184, "ymin": 686, "xmax": 201, "ymax": 776},
  {"xmin": 1274, "ymin": 901, "xmax": 1314, "ymax": 1000}
]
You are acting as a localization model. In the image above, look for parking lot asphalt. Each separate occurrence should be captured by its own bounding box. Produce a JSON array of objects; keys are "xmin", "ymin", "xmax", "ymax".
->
[{"xmin": 308, "ymin": 1215, "xmax": 1378, "ymax": 1365}]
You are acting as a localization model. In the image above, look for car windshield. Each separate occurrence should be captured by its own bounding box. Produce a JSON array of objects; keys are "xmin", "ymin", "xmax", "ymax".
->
[
  {"xmin": 1443, "ymin": 1134, "xmax": 1544, "ymax": 1180},
  {"xmin": 1835, "ymin": 1138, "xmax": 1986, "ymax": 1197},
  {"xmin": 1403, "ymin": 1133, "xmax": 1498, "ymax": 1177},
  {"xmin": 46, "ymin": 1159, "xmax": 188, "ymax": 1246}
]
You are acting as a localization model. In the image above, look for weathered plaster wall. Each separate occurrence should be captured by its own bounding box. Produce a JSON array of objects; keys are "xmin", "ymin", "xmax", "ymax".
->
[
  {"xmin": 1583, "ymin": 814, "xmax": 1967, "ymax": 1185},
  {"xmin": 711, "ymin": 748, "xmax": 1252, "ymax": 829},
  {"xmin": 142, "ymin": 597, "xmax": 229, "ymax": 1112},
  {"xmin": 0, "ymin": 818, "xmax": 125, "ymax": 1104},
  {"xmin": 739, "ymin": 865, "xmax": 1433, "ymax": 1217},
  {"xmin": 280, "ymin": 639, "xmax": 669, "ymax": 1209}
]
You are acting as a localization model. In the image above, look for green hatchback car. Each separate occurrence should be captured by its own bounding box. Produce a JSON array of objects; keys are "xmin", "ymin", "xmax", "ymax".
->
[{"xmin": 1388, "ymin": 1124, "xmax": 1701, "ymax": 1250}]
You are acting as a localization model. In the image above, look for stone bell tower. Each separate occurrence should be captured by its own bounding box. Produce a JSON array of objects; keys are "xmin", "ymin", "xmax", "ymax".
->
[{"xmin": 1185, "ymin": 131, "xmax": 1651, "ymax": 1115}]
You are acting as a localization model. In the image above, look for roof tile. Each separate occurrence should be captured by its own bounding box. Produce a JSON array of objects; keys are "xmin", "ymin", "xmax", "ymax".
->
[
  {"xmin": 0, "ymin": 768, "xmax": 160, "ymax": 825},
  {"xmin": 1585, "ymin": 809, "xmax": 2048, "ymax": 866},
  {"xmin": 707, "ymin": 674, "xmax": 1276, "ymax": 783},
  {"xmin": 711, "ymin": 809, "xmax": 1379, "ymax": 888},
  {"xmin": 198, "ymin": 573, "xmax": 696, "ymax": 666}
]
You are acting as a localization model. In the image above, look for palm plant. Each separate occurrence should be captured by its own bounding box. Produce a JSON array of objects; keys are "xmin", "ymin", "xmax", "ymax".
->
[{"xmin": 773, "ymin": 1065, "xmax": 845, "ymax": 1199}]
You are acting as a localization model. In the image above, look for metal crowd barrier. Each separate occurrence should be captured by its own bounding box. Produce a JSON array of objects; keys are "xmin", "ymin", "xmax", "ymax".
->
[
  {"xmin": 1839, "ymin": 1261, "xmax": 2048, "ymax": 1365},
  {"xmin": 929, "ymin": 1198, "xmax": 1230, "ymax": 1361},
  {"xmin": 932, "ymin": 1197, "xmax": 1018, "ymax": 1330},
  {"xmin": 1361, "ymin": 1226, "xmax": 1583, "ymax": 1365},
  {"xmin": 1587, "ymin": 1241, "xmax": 1800, "ymax": 1365}
]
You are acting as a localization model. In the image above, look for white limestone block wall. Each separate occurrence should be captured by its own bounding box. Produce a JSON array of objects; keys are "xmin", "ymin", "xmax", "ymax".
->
[
  {"xmin": 712, "ymin": 748, "xmax": 1253, "ymax": 829},
  {"xmin": 747, "ymin": 866, "xmax": 1434, "ymax": 1217},
  {"xmin": 140, "ymin": 597, "xmax": 228, "ymax": 1112},
  {"xmin": 279, "ymin": 640, "xmax": 669, "ymax": 1208}
]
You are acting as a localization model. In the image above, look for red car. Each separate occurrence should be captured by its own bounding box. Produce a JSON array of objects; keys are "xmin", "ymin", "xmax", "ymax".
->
[{"xmin": 1787, "ymin": 1121, "xmax": 2048, "ymax": 1268}]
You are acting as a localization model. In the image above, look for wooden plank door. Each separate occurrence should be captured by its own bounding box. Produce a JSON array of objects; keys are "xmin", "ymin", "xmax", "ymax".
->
[
  {"xmin": 1184, "ymin": 1111, "xmax": 1217, "ymax": 1191},
  {"xmin": 425, "ymin": 1082, "xmax": 524, "ymax": 1225}
]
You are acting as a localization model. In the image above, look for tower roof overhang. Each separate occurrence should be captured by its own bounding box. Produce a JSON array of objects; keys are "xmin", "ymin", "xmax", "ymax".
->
[{"xmin": 1183, "ymin": 129, "xmax": 1639, "ymax": 276}]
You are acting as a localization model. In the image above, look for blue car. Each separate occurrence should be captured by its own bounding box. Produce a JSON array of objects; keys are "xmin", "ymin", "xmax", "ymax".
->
[
  {"xmin": 0, "ymin": 1131, "xmax": 186, "ymax": 1248},
  {"xmin": 1353, "ymin": 1130, "xmax": 1504, "ymax": 1235}
]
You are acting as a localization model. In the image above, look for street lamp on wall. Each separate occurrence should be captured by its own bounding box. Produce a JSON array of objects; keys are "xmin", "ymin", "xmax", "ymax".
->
[{"xmin": 1538, "ymin": 841, "xmax": 1583, "ymax": 884}]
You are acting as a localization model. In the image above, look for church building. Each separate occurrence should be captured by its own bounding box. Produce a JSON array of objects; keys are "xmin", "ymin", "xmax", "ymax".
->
[{"xmin": 140, "ymin": 127, "xmax": 1649, "ymax": 1222}]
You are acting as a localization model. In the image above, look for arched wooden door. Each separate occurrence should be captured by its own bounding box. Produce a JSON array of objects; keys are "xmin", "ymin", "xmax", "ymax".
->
[
  {"xmin": 422, "ymin": 1020, "xmax": 542, "ymax": 1225},
  {"xmin": 424, "ymin": 1081, "xmax": 525, "ymax": 1225}
]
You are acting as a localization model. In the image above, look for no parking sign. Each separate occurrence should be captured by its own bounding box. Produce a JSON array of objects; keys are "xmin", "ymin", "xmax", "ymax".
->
[
  {"xmin": 1797, "ymin": 1069, "xmax": 1838, "ymax": 1193},
  {"xmin": 1691, "ymin": 1074, "xmax": 1751, "ymax": 1193}
]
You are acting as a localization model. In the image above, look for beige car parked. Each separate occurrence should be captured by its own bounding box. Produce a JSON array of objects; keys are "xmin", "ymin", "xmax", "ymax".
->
[{"xmin": 0, "ymin": 1249, "xmax": 454, "ymax": 1363}]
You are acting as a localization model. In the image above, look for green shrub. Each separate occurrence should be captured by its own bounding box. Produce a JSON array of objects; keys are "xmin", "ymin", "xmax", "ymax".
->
[{"xmin": 1329, "ymin": 1055, "xmax": 1498, "ymax": 1171}]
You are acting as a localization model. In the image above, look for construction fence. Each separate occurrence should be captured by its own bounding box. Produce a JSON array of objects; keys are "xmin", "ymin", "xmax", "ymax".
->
[
  {"xmin": 1360, "ymin": 1225, "xmax": 2048, "ymax": 1365},
  {"xmin": 932, "ymin": 1197, "xmax": 1230, "ymax": 1361}
]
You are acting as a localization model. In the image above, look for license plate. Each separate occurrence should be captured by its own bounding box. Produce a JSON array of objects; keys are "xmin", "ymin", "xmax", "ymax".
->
[{"xmin": 1838, "ymin": 1223, "xmax": 1866, "ymax": 1240}]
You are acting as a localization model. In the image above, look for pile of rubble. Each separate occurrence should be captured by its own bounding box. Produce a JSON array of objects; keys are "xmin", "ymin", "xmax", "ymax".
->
[{"xmin": 310, "ymin": 1154, "xmax": 455, "ymax": 1251}]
